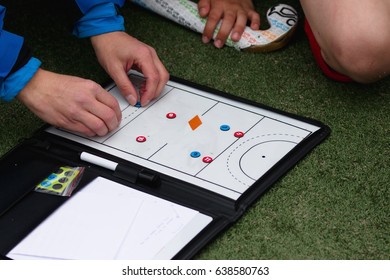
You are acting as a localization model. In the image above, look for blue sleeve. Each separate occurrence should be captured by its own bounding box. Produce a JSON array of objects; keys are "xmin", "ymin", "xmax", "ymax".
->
[
  {"xmin": 0, "ymin": 57, "xmax": 41, "ymax": 102},
  {"xmin": 0, "ymin": 6, "xmax": 24, "ymax": 83},
  {"xmin": 72, "ymin": 1, "xmax": 126, "ymax": 38},
  {"xmin": 74, "ymin": 0, "xmax": 125, "ymax": 14},
  {"xmin": 1, "ymin": 1, "xmax": 127, "ymax": 101},
  {"xmin": 1, "ymin": 5, "xmax": 40, "ymax": 102}
]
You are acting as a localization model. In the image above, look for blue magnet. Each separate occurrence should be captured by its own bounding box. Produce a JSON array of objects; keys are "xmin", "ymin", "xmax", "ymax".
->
[
  {"xmin": 220, "ymin": 124, "xmax": 230, "ymax": 131},
  {"xmin": 190, "ymin": 151, "xmax": 201, "ymax": 158}
]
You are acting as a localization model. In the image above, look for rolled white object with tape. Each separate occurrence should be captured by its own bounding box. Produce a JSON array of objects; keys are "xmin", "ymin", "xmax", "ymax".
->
[{"xmin": 131, "ymin": 0, "xmax": 298, "ymax": 52}]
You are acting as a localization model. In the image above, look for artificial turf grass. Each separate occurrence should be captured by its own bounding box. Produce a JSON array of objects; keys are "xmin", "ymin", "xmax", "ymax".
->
[{"xmin": 1, "ymin": 0, "xmax": 390, "ymax": 259}]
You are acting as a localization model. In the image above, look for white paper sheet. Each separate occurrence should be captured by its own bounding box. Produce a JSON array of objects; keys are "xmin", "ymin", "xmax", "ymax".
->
[{"xmin": 7, "ymin": 177, "xmax": 212, "ymax": 260}]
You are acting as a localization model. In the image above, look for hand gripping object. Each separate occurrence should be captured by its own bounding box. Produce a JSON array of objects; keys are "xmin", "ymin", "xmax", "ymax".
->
[{"xmin": 131, "ymin": 0, "xmax": 298, "ymax": 52}]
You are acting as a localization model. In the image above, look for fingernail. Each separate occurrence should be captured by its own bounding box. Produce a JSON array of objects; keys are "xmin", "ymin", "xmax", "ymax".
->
[
  {"xmin": 126, "ymin": 95, "xmax": 137, "ymax": 106},
  {"xmin": 199, "ymin": 8, "xmax": 207, "ymax": 16},
  {"xmin": 232, "ymin": 32, "xmax": 240, "ymax": 41},
  {"xmin": 202, "ymin": 36, "xmax": 210, "ymax": 44},
  {"xmin": 142, "ymin": 99, "xmax": 150, "ymax": 107},
  {"xmin": 214, "ymin": 39, "xmax": 223, "ymax": 48}
]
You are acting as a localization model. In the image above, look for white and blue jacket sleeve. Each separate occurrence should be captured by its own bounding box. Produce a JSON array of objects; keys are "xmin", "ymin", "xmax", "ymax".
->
[{"xmin": 0, "ymin": 1, "xmax": 125, "ymax": 102}]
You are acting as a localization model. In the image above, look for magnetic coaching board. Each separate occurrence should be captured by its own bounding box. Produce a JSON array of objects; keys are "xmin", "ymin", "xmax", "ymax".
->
[
  {"xmin": 1, "ymin": 71, "xmax": 330, "ymax": 260},
  {"xmin": 48, "ymin": 71, "xmax": 326, "ymax": 200}
]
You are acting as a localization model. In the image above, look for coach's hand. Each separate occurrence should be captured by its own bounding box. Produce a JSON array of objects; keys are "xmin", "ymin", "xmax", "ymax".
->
[
  {"xmin": 17, "ymin": 69, "xmax": 122, "ymax": 137},
  {"xmin": 91, "ymin": 31, "xmax": 169, "ymax": 107}
]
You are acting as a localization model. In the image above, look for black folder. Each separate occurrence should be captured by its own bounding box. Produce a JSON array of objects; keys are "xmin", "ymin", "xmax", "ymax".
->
[{"xmin": 0, "ymin": 71, "xmax": 330, "ymax": 260}]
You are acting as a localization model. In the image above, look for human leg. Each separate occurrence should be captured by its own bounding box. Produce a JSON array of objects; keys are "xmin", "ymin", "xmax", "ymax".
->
[{"xmin": 300, "ymin": 0, "xmax": 390, "ymax": 83}]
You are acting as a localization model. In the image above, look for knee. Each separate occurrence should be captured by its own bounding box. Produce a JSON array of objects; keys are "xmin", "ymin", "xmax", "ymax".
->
[{"xmin": 321, "ymin": 31, "xmax": 390, "ymax": 83}]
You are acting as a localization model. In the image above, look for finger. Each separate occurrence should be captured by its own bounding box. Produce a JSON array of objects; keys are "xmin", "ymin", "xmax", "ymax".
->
[
  {"xmin": 134, "ymin": 52, "xmax": 160, "ymax": 106},
  {"xmin": 198, "ymin": 0, "xmax": 211, "ymax": 17},
  {"xmin": 149, "ymin": 50, "xmax": 170, "ymax": 100},
  {"xmin": 95, "ymin": 88, "xmax": 122, "ymax": 126},
  {"xmin": 230, "ymin": 11, "xmax": 248, "ymax": 42},
  {"xmin": 79, "ymin": 110, "xmax": 110, "ymax": 137},
  {"xmin": 139, "ymin": 73, "xmax": 158, "ymax": 107},
  {"xmin": 87, "ymin": 105, "xmax": 118, "ymax": 134},
  {"xmin": 202, "ymin": 9, "xmax": 223, "ymax": 44},
  {"xmin": 79, "ymin": 92, "xmax": 120, "ymax": 135},
  {"xmin": 248, "ymin": 10, "xmax": 261, "ymax": 30},
  {"xmin": 52, "ymin": 108, "xmax": 100, "ymax": 137},
  {"xmin": 43, "ymin": 106, "xmax": 98, "ymax": 137},
  {"xmin": 110, "ymin": 64, "xmax": 139, "ymax": 106},
  {"xmin": 63, "ymin": 120, "xmax": 97, "ymax": 137},
  {"xmin": 214, "ymin": 11, "xmax": 236, "ymax": 47}
]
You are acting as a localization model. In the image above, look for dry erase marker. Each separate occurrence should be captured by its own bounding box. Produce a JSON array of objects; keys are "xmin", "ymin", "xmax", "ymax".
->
[
  {"xmin": 80, "ymin": 152, "xmax": 159, "ymax": 186},
  {"xmin": 80, "ymin": 152, "xmax": 118, "ymax": 171},
  {"xmin": 80, "ymin": 152, "xmax": 139, "ymax": 184}
]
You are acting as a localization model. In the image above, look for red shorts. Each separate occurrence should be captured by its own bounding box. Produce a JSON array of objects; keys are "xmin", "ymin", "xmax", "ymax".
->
[{"xmin": 304, "ymin": 19, "xmax": 353, "ymax": 82}]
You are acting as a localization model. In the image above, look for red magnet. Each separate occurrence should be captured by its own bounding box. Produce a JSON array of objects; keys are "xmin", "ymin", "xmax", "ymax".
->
[
  {"xmin": 166, "ymin": 112, "xmax": 177, "ymax": 119},
  {"xmin": 202, "ymin": 156, "xmax": 213, "ymax": 163},
  {"xmin": 136, "ymin": 136, "xmax": 147, "ymax": 143},
  {"xmin": 234, "ymin": 131, "xmax": 245, "ymax": 138}
]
